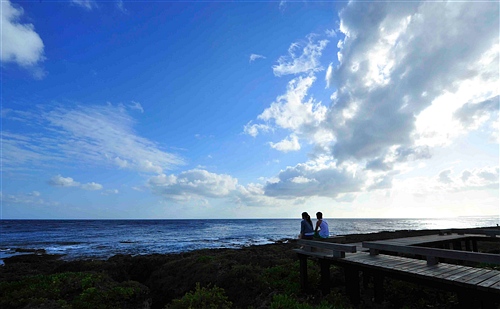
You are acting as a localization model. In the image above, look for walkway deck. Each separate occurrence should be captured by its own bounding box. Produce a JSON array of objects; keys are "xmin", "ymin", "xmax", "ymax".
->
[{"xmin": 296, "ymin": 232, "xmax": 500, "ymax": 308}]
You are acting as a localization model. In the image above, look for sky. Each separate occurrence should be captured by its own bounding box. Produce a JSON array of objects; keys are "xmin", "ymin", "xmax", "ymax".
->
[{"xmin": 1, "ymin": 0, "xmax": 499, "ymax": 220}]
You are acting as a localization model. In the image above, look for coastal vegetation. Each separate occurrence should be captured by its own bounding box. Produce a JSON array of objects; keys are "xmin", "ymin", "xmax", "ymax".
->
[{"xmin": 1, "ymin": 229, "xmax": 498, "ymax": 308}]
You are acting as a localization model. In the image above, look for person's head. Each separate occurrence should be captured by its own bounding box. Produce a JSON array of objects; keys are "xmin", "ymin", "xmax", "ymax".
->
[
  {"xmin": 301, "ymin": 212, "xmax": 309, "ymax": 219},
  {"xmin": 316, "ymin": 212, "xmax": 323, "ymax": 219}
]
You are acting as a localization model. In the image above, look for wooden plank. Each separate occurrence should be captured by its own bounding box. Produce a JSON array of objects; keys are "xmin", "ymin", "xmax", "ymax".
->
[
  {"xmin": 437, "ymin": 266, "xmax": 473, "ymax": 280},
  {"xmin": 293, "ymin": 249, "xmax": 337, "ymax": 259},
  {"xmin": 401, "ymin": 263, "xmax": 432, "ymax": 275},
  {"xmin": 397, "ymin": 260, "xmax": 430, "ymax": 272},
  {"xmin": 478, "ymin": 274, "xmax": 500, "ymax": 288},
  {"xmin": 298, "ymin": 239, "xmax": 357, "ymax": 252},
  {"xmin": 467, "ymin": 270, "xmax": 499, "ymax": 285},
  {"xmin": 417, "ymin": 264, "xmax": 456, "ymax": 276},
  {"xmin": 372, "ymin": 258, "xmax": 415, "ymax": 270},
  {"xmin": 419, "ymin": 264, "xmax": 462, "ymax": 277},
  {"xmin": 446, "ymin": 267, "xmax": 482, "ymax": 281},
  {"xmin": 455, "ymin": 268, "xmax": 495, "ymax": 284},
  {"xmin": 490, "ymin": 280, "xmax": 500, "ymax": 290},
  {"xmin": 373, "ymin": 234, "xmax": 468, "ymax": 246},
  {"xmin": 362, "ymin": 241, "xmax": 500, "ymax": 264}
]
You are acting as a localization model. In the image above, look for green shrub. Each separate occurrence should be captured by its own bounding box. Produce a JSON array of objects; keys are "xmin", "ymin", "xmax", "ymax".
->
[
  {"xmin": 0, "ymin": 272, "xmax": 149, "ymax": 309},
  {"xmin": 270, "ymin": 294, "xmax": 307, "ymax": 309},
  {"xmin": 270, "ymin": 294, "xmax": 344, "ymax": 309},
  {"xmin": 263, "ymin": 260, "xmax": 321, "ymax": 295},
  {"xmin": 167, "ymin": 282, "xmax": 232, "ymax": 309},
  {"xmin": 196, "ymin": 255, "xmax": 215, "ymax": 263}
]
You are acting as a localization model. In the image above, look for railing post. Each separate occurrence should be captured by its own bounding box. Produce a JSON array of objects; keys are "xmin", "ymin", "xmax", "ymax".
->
[
  {"xmin": 426, "ymin": 256, "xmax": 439, "ymax": 266},
  {"xmin": 373, "ymin": 271, "xmax": 384, "ymax": 304},
  {"xmin": 344, "ymin": 265, "xmax": 360, "ymax": 305},
  {"xmin": 465, "ymin": 239, "xmax": 471, "ymax": 251},
  {"xmin": 298, "ymin": 254, "xmax": 308, "ymax": 291},
  {"xmin": 319, "ymin": 259, "xmax": 331, "ymax": 295}
]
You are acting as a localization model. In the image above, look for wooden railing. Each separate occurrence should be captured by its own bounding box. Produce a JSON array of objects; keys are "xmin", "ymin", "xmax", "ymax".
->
[{"xmin": 362, "ymin": 241, "xmax": 500, "ymax": 265}]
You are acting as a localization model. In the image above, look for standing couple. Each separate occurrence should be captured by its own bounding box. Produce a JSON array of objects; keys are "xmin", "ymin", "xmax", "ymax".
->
[{"xmin": 299, "ymin": 211, "xmax": 329, "ymax": 240}]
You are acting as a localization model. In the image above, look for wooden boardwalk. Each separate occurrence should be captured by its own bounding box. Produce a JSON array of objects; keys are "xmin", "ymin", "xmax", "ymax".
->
[
  {"xmin": 295, "ymin": 232, "xmax": 500, "ymax": 308},
  {"xmin": 342, "ymin": 251, "xmax": 500, "ymax": 292}
]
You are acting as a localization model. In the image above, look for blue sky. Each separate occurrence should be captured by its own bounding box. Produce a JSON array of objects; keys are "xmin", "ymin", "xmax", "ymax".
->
[{"xmin": 2, "ymin": 0, "xmax": 499, "ymax": 219}]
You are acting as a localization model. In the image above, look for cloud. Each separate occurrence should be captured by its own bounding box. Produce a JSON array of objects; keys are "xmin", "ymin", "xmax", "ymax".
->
[
  {"xmin": 416, "ymin": 166, "xmax": 499, "ymax": 194},
  {"xmin": 81, "ymin": 182, "xmax": 103, "ymax": 191},
  {"xmin": 1, "ymin": 191, "xmax": 57, "ymax": 206},
  {"xmin": 49, "ymin": 175, "xmax": 103, "ymax": 191},
  {"xmin": 326, "ymin": 1, "xmax": 498, "ymax": 162},
  {"xmin": 263, "ymin": 160, "xmax": 365, "ymax": 199},
  {"xmin": 325, "ymin": 29, "xmax": 337, "ymax": 38},
  {"xmin": 243, "ymin": 122, "xmax": 272, "ymax": 137},
  {"xmin": 129, "ymin": 101, "xmax": 144, "ymax": 113},
  {"xmin": 148, "ymin": 169, "xmax": 238, "ymax": 201},
  {"xmin": 147, "ymin": 168, "xmax": 289, "ymax": 208},
  {"xmin": 273, "ymin": 35, "xmax": 329, "ymax": 76},
  {"xmin": 454, "ymin": 96, "xmax": 499, "ymax": 129},
  {"xmin": 2, "ymin": 103, "xmax": 185, "ymax": 174},
  {"xmin": 102, "ymin": 189, "xmax": 119, "ymax": 195},
  {"xmin": 279, "ymin": 0, "xmax": 287, "ymax": 12},
  {"xmin": 49, "ymin": 175, "xmax": 80, "ymax": 187},
  {"xmin": 325, "ymin": 63, "xmax": 334, "ymax": 88},
  {"xmin": 71, "ymin": 0, "xmax": 96, "ymax": 10},
  {"xmin": 249, "ymin": 54, "xmax": 266, "ymax": 63},
  {"xmin": 116, "ymin": 0, "xmax": 128, "ymax": 14},
  {"xmin": 1, "ymin": 0, "xmax": 45, "ymax": 76},
  {"xmin": 438, "ymin": 169, "xmax": 453, "ymax": 184},
  {"xmin": 245, "ymin": 1, "xmax": 498, "ymax": 202},
  {"xmin": 269, "ymin": 134, "xmax": 301, "ymax": 152},
  {"xmin": 259, "ymin": 75, "xmax": 327, "ymax": 133}
]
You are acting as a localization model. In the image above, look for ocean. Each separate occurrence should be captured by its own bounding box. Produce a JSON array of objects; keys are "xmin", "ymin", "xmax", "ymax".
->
[{"xmin": 1, "ymin": 216, "xmax": 498, "ymax": 263}]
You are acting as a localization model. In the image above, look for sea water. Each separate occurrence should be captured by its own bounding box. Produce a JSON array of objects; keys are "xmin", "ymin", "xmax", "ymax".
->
[{"xmin": 1, "ymin": 217, "xmax": 498, "ymax": 263}]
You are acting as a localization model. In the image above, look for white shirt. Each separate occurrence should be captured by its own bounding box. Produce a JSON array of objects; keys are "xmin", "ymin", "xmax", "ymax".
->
[{"xmin": 318, "ymin": 220, "xmax": 329, "ymax": 238}]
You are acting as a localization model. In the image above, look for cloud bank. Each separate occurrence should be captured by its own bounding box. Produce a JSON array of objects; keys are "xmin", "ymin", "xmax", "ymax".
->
[{"xmin": 247, "ymin": 1, "xmax": 498, "ymax": 202}]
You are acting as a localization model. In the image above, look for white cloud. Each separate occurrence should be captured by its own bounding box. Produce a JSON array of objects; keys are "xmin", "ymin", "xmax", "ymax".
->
[
  {"xmin": 49, "ymin": 175, "xmax": 103, "ymax": 191},
  {"xmin": 325, "ymin": 63, "xmax": 334, "ymax": 88},
  {"xmin": 245, "ymin": 1, "xmax": 498, "ymax": 205},
  {"xmin": 279, "ymin": 0, "xmax": 287, "ymax": 12},
  {"xmin": 2, "ymin": 103, "xmax": 185, "ymax": 174},
  {"xmin": 325, "ymin": 1, "xmax": 498, "ymax": 163},
  {"xmin": 102, "ymin": 189, "xmax": 119, "ymax": 195},
  {"xmin": 148, "ymin": 169, "xmax": 238, "ymax": 201},
  {"xmin": 454, "ymin": 97, "xmax": 498, "ymax": 128},
  {"xmin": 71, "ymin": 0, "xmax": 96, "ymax": 10},
  {"xmin": 269, "ymin": 134, "xmax": 301, "ymax": 152},
  {"xmin": 263, "ymin": 159, "xmax": 365, "ymax": 199},
  {"xmin": 249, "ymin": 54, "xmax": 266, "ymax": 63},
  {"xmin": 273, "ymin": 35, "xmax": 329, "ymax": 76},
  {"xmin": 81, "ymin": 182, "xmax": 103, "ymax": 191},
  {"xmin": 116, "ymin": 0, "xmax": 128, "ymax": 13},
  {"xmin": 404, "ymin": 166, "xmax": 499, "ymax": 196},
  {"xmin": 1, "ymin": 1, "xmax": 45, "ymax": 74},
  {"xmin": 49, "ymin": 175, "xmax": 80, "ymax": 187},
  {"xmin": 243, "ymin": 121, "xmax": 271, "ymax": 137},
  {"xmin": 259, "ymin": 75, "xmax": 327, "ymax": 132},
  {"xmin": 129, "ymin": 101, "xmax": 144, "ymax": 113},
  {"xmin": 1, "ymin": 191, "xmax": 57, "ymax": 207}
]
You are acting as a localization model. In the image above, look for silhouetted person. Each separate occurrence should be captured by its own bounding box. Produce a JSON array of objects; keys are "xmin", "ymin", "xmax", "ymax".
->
[{"xmin": 314, "ymin": 212, "xmax": 329, "ymax": 238}]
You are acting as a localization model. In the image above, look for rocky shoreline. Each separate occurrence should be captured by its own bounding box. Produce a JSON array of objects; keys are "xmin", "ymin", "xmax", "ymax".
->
[{"xmin": 1, "ymin": 227, "xmax": 499, "ymax": 309}]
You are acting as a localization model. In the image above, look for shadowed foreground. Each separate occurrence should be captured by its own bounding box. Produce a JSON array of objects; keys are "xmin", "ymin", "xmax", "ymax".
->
[{"xmin": 1, "ymin": 228, "xmax": 498, "ymax": 309}]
